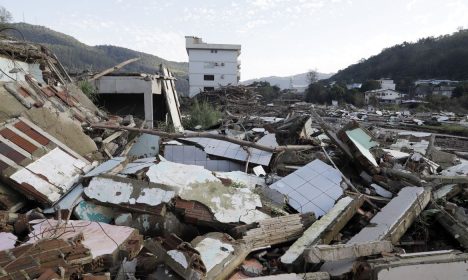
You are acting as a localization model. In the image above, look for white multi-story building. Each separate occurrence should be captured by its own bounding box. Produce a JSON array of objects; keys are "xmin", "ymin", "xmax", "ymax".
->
[
  {"xmin": 365, "ymin": 89, "xmax": 402, "ymax": 104},
  {"xmin": 185, "ymin": 36, "xmax": 241, "ymax": 97},
  {"xmin": 377, "ymin": 79, "xmax": 396, "ymax": 90}
]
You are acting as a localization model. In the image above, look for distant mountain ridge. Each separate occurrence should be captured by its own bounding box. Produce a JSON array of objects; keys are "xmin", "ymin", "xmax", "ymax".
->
[
  {"xmin": 331, "ymin": 29, "xmax": 468, "ymax": 84},
  {"xmin": 6, "ymin": 22, "xmax": 189, "ymax": 93},
  {"xmin": 242, "ymin": 72, "xmax": 333, "ymax": 89}
]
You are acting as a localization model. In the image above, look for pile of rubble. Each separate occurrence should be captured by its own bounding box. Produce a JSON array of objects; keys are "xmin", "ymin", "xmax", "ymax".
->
[{"xmin": 1, "ymin": 36, "xmax": 468, "ymax": 280}]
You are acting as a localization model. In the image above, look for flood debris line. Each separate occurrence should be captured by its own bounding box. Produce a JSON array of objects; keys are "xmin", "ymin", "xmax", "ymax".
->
[{"xmin": 1, "ymin": 35, "xmax": 468, "ymax": 280}]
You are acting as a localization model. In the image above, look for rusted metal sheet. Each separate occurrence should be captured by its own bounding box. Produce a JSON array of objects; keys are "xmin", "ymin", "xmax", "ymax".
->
[
  {"xmin": 13, "ymin": 121, "xmax": 50, "ymax": 146},
  {"xmin": 0, "ymin": 128, "xmax": 38, "ymax": 154}
]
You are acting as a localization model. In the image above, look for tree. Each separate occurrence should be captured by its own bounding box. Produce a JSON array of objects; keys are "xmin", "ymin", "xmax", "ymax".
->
[
  {"xmin": 305, "ymin": 82, "xmax": 326, "ymax": 104},
  {"xmin": 360, "ymin": 80, "xmax": 381, "ymax": 92},
  {"xmin": 307, "ymin": 69, "xmax": 318, "ymax": 85},
  {"xmin": 0, "ymin": 6, "xmax": 12, "ymax": 24}
]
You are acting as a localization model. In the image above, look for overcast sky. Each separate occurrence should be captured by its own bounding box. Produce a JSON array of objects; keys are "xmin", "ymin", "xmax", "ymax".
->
[{"xmin": 2, "ymin": 0, "xmax": 468, "ymax": 80}]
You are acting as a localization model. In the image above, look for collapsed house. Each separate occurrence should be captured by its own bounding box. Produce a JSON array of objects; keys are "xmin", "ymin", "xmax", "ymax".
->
[{"xmin": 1, "ymin": 35, "xmax": 468, "ymax": 280}]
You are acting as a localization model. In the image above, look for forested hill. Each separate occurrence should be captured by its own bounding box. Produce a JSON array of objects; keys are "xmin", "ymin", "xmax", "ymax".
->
[
  {"xmin": 6, "ymin": 22, "xmax": 188, "ymax": 76},
  {"xmin": 331, "ymin": 29, "xmax": 468, "ymax": 84}
]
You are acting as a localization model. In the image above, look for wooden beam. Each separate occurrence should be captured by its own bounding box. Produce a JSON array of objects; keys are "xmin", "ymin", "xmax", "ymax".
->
[
  {"xmin": 281, "ymin": 195, "xmax": 364, "ymax": 266},
  {"xmin": 89, "ymin": 58, "xmax": 140, "ymax": 81},
  {"xmin": 90, "ymin": 123, "xmax": 319, "ymax": 153},
  {"xmin": 304, "ymin": 240, "xmax": 393, "ymax": 263}
]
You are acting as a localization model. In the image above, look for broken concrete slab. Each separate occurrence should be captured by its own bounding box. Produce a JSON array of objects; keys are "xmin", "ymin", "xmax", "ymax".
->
[
  {"xmin": 9, "ymin": 147, "xmax": 92, "ymax": 204},
  {"xmin": 28, "ymin": 219, "xmax": 142, "ymax": 264},
  {"xmin": 214, "ymin": 170, "xmax": 266, "ymax": 189},
  {"xmin": 320, "ymin": 187, "xmax": 431, "ymax": 277},
  {"xmin": 269, "ymin": 159, "xmax": 344, "ymax": 217},
  {"xmin": 305, "ymin": 241, "xmax": 394, "ymax": 263},
  {"xmin": 147, "ymin": 161, "xmax": 270, "ymax": 224},
  {"xmin": 360, "ymin": 250, "xmax": 468, "ymax": 280},
  {"xmin": 281, "ymin": 196, "xmax": 364, "ymax": 266},
  {"xmin": 144, "ymin": 234, "xmax": 205, "ymax": 280},
  {"xmin": 192, "ymin": 232, "xmax": 249, "ymax": 280},
  {"xmin": 84, "ymin": 175, "xmax": 176, "ymax": 210}
]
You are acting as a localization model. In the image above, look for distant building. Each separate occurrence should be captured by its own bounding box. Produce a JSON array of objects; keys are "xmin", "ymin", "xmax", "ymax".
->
[
  {"xmin": 93, "ymin": 69, "xmax": 183, "ymax": 131},
  {"xmin": 185, "ymin": 36, "xmax": 241, "ymax": 97},
  {"xmin": 432, "ymin": 85, "xmax": 456, "ymax": 97},
  {"xmin": 346, "ymin": 83, "xmax": 362, "ymax": 90},
  {"xmin": 414, "ymin": 79, "xmax": 458, "ymax": 86},
  {"xmin": 377, "ymin": 79, "xmax": 396, "ymax": 90},
  {"xmin": 365, "ymin": 89, "xmax": 402, "ymax": 104},
  {"xmin": 292, "ymin": 84, "xmax": 308, "ymax": 93}
]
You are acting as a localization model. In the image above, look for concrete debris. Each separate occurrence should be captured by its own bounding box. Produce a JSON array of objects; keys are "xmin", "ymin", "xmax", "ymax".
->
[
  {"xmin": 281, "ymin": 196, "xmax": 364, "ymax": 266},
  {"xmin": 147, "ymin": 161, "xmax": 270, "ymax": 224},
  {"xmin": 237, "ymin": 213, "xmax": 316, "ymax": 249},
  {"xmin": 28, "ymin": 219, "xmax": 143, "ymax": 264},
  {"xmin": 359, "ymin": 250, "xmax": 468, "ymax": 280},
  {"xmin": 1, "ymin": 36, "xmax": 468, "ymax": 280},
  {"xmin": 305, "ymin": 240, "xmax": 394, "ymax": 263},
  {"xmin": 320, "ymin": 187, "xmax": 431, "ymax": 276}
]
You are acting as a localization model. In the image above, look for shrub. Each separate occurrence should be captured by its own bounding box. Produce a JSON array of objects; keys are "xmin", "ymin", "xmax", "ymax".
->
[
  {"xmin": 185, "ymin": 100, "xmax": 222, "ymax": 129},
  {"xmin": 78, "ymin": 80, "xmax": 98, "ymax": 102}
]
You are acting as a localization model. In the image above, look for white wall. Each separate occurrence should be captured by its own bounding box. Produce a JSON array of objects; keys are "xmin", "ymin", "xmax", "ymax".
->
[
  {"xmin": 379, "ymin": 79, "xmax": 396, "ymax": 90},
  {"xmin": 0, "ymin": 57, "xmax": 44, "ymax": 83},
  {"xmin": 187, "ymin": 48, "xmax": 240, "ymax": 97},
  {"xmin": 94, "ymin": 76, "xmax": 162, "ymax": 95}
]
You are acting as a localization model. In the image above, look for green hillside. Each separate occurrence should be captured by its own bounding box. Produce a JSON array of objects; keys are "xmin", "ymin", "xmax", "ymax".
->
[
  {"xmin": 6, "ymin": 22, "xmax": 189, "ymax": 92},
  {"xmin": 331, "ymin": 29, "xmax": 468, "ymax": 85}
]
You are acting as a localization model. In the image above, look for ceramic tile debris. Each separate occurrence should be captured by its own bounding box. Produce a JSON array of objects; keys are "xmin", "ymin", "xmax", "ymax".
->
[{"xmin": 269, "ymin": 159, "xmax": 344, "ymax": 217}]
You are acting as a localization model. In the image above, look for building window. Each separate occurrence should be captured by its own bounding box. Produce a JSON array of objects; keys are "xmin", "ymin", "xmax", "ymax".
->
[
  {"xmin": 204, "ymin": 87, "xmax": 215, "ymax": 91},
  {"xmin": 204, "ymin": 75, "xmax": 215, "ymax": 81},
  {"xmin": 210, "ymin": 49, "xmax": 218, "ymax": 53}
]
